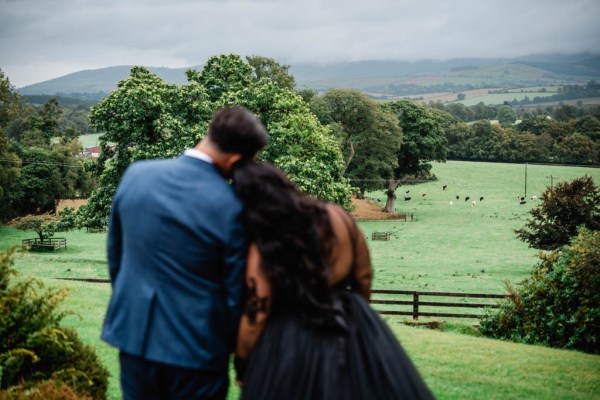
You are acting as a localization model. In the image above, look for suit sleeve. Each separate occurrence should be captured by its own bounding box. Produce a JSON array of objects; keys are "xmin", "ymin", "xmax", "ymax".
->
[
  {"xmin": 106, "ymin": 195, "xmax": 122, "ymax": 286},
  {"xmin": 223, "ymin": 209, "xmax": 248, "ymax": 351}
]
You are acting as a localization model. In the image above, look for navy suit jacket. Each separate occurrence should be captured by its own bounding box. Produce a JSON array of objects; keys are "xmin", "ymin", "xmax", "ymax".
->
[{"xmin": 101, "ymin": 155, "xmax": 247, "ymax": 372}]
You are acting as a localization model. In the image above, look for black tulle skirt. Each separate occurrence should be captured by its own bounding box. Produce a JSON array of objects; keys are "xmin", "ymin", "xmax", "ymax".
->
[{"xmin": 241, "ymin": 292, "xmax": 434, "ymax": 400}]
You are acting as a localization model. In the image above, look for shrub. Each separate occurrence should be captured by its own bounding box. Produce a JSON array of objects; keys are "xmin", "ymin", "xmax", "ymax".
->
[
  {"xmin": 55, "ymin": 207, "xmax": 77, "ymax": 232},
  {"xmin": 8, "ymin": 214, "xmax": 57, "ymax": 242},
  {"xmin": 0, "ymin": 248, "xmax": 109, "ymax": 398},
  {"xmin": 480, "ymin": 228, "xmax": 600, "ymax": 354},
  {"xmin": 516, "ymin": 176, "xmax": 600, "ymax": 250},
  {"xmin": 0, "ymin": 379, "xmax": 91, "ymax": 400}
]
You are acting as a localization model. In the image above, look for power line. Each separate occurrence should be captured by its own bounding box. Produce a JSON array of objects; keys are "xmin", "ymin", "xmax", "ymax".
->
[
  {"xmin": 0, "ymin": 157, "xmax": 87, "ymax": 169},
  {"xmin": 347, "ymin": 178, "xmax": 431, "ymax": 183}
]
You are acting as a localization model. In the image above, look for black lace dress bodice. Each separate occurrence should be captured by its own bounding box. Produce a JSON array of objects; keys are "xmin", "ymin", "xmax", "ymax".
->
[{"xmin": 240, "ymin": 281, "xmax": 434, "ymax": 400}]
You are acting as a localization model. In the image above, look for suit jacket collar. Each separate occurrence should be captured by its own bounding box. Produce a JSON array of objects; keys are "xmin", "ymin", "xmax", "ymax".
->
[{"xmin": 178, "ymin": 154, "xmax": 225, "ymax": 177}]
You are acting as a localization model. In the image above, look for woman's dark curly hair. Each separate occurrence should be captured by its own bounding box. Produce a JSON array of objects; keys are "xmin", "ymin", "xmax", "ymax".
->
[{"xmin": 232, "ymin": 161, "xmax": 337, "ymax": 324}]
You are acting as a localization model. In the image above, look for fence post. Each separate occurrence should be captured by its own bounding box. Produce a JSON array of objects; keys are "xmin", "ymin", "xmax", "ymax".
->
[{"xmin": 413, "ymin": 291, "xmax": 419, "ymax": 320}]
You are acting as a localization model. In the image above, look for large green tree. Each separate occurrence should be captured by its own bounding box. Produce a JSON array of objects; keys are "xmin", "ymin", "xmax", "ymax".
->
[
  {"xmin": 0, "ymin": 70, "xmax": 23, "ymax": 221},
  {"xmin": 0, "ymin": 69, "xmax": 23, "ymax": 129},
  {"xmin": 465, "ymin": 120, "xmax": 504, "ymax": 161},
  {"xmin": 497, "ymin": 105, "xmax": 517, "ymax": 126},
  {"xmin": 575, "ymin": 115, "xmax": 600, "ymax": 142},
  {"xmin": 0, "ymin": 72, "xmax": 93, "ymax": 221},
  {"xmin": 309, "ymin": 89, "xmax": 402, "ymax": 197},
  {"xmin": 83, "ymin": 55, "xmax": 351, "ymax": 228},
  {"xmin": 246, "ymin": 56, "xmax": 295, "ymax": 90},
  {"xmin": 383, "ymin": 100, "xmax": 447, "ymax": 212},
  {"xmin": 0, "ymin": 128, "xmax": 21, "ymax": 222}
]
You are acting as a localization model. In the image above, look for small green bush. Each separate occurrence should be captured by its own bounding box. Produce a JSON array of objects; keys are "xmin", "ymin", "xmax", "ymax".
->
[
  {"xmin": 480, "ymin": 227, "xmax": 600, "ymax": 354},
  {"xmin": 0, "ymin": 248, "xmax": 109, "ymax": 398},
  {"xmin": 55, "ymin": 207, "xmax": 77, "ymax": 232},
  {"xmin": 0, "ymin": 379, "xmax": 91, "ymax": 400}
]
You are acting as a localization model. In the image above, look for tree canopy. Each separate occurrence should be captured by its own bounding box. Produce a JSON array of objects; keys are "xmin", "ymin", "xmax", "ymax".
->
[
  {"xmin": 246, "ymin": 55, "xmax": 296, "ymax": 90},
  {"xmin": 384, "ymin": 100, "xmax": 447, "ymax": 178},
  {"xmin": 0, "ymin": 70, "xmax": 94, "ymax": 222},
  {"xmin": 82, "ymin": 55, "xmax": 351, "ymax": 228},
  {"xmin": 309, "ymin": 89, "xmax": 402, "ymax": 196},
  {"xmin": 497, "ymin": 104, "xmax": 517, "ymax": 126}
]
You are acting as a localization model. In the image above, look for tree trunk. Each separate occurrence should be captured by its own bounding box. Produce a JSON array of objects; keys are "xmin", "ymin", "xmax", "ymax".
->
[
  {"xmin": 385, "ymin": 179, "xmax": 399, "ymax": 213},
  {"xmin": 342, "ymin": 140, "xmax": 355, "ymax": 174}
]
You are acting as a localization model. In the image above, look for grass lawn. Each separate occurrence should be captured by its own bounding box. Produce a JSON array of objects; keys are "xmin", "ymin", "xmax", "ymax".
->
[
  {"xmin": 79, "ymin": 133, "xmax": 104, "ymax": 148},
  {"xmin": 363, "ymin": 161, "xmax": 600, "ymax": 293},
  {"xmin": 1, "ymin": 160, "xmax": 599, "ymax": 399}
]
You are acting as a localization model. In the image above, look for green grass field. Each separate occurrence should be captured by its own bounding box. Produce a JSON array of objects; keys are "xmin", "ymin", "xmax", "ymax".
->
[
  {"xmin": 79, "ymin": 133, "xmax": 104, "ymax": 148},
  {"xmin": 1, "ymin": 160, "xmax": 599, "ymax": 399},
  {"xmin": 457, "ymin": 91, "xmax": 556, "ymax": 106}
]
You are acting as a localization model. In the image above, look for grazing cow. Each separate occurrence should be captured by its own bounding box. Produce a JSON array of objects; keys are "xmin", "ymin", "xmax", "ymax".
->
[
  {"xmin": 520, "ymin": 196, "xmax": 525, "ymax": 202},
  {"xmin": 422, "ymin": 193, "xmax": 427, "ymax": 198},
  {"xmin": 404, "ymin": 196, "xmax": 411, "ymax": 201},
  {"xmin": 465, "ymin": 196, "xmax": 470, "ymax": 202},
  {"xmin": 479, "ymin": 196, "xmax": 484, "ymax": 202},
  {"xmin": 443, "ymin": 185, "xmax": 447, "ymax": 191},
  {"xmin": 449, "ymin": 201, "xmax": 454, "ymax": 206},
  {"xmin": 531, "ymin": 195, "xmax": 537, "ymax": 201},
  {"xmin": 472, "ymin": 200, "xmax": 477, "ymax": 207},
  {"xmin": 456, "ymin": 195, "xmax": 459, "ymax": 200},
  {"xmin": 406, "ymin": 190, "xmax": 410, "ymax": 194},
  {"xmin": 520, "ymin": 199, "xmax": 527, "ymax": 205}
]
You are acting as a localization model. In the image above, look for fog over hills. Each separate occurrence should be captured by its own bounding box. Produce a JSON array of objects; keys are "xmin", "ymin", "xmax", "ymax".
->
[{"xmin": 16, "ymin": 53, "xmax": 600, "ymax": 98}]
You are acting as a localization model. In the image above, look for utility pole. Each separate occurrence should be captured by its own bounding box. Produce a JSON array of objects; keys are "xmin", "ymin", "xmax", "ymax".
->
[
  {"xmin": 546, "ymin": 175, "xmax": 557, "ymax": 191},
  {"xmin": 524, "ymin": 163, "xmax": 528, "ymax": 198}
]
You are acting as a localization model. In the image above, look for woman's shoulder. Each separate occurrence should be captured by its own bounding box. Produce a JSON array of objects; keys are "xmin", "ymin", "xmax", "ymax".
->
[
  {"xmin": 324, "ymin": 203, "xmax": 355, "ymax": 231},
  {"xmin": 324, "ymin": 202, "xmax": 347, "ymax": 218}
]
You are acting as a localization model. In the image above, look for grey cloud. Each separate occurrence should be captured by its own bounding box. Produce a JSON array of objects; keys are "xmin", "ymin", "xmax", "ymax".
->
[{"xmin": 1, "ymin": 0, "xmax": 599, "ymax": 86}]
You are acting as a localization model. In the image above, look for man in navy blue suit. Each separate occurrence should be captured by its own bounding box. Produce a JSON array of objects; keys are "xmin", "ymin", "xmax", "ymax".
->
[{"xmin": 101, "ymin": 107, "xmax": 268, "ymax": 400}]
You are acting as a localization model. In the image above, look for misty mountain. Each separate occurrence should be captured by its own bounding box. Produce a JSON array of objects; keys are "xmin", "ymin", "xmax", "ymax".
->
[
  {"xmin": 16, "ymin": 53, "xmax": 600, "ymax": 98},
  {"xmin": 17, "ymin": 65, "xmax": 202, "ymax": 96}
]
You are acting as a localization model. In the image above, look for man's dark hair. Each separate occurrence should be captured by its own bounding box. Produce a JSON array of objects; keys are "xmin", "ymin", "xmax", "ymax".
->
[{"xmin": 207, "ymin": 107, "xmax": 268, "ymax": 159}]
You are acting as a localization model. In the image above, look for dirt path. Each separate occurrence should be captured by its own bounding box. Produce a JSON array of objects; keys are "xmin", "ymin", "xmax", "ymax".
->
[{"xmin": 350, "ymin": 198, "xmax": 407, "ymax": 220}]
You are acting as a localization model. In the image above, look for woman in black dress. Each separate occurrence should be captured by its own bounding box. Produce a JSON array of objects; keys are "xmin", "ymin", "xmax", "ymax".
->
[{"xmin": 232, "ymin": 162, "xmax": 434, "ymax": 400}]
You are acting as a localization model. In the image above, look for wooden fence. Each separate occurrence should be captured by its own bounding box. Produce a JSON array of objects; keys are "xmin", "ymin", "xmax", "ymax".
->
[
  {"xmin": 22, "ymin": 238, "xmax": 67, "ymax": 251},
  {"xmin": 52, "ymin": 278, "xmax": 509, "ymax": 321},
  {"xmin": 371, "ymin": 231, "xmax": 391, "ymax": 241},
  {"xmin": 371, "ymin": 289, "xmax": 510, "ymax": 320}
]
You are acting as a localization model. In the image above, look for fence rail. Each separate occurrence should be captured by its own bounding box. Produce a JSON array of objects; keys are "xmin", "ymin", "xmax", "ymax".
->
[
  {"xmin": 371, "ymin": 289, "xmax": 510, "ymax": 320},
  {"xmin": 51, "ymin": 278, "xmax": 509, "ymax": 321},
  {"xmin": 22, "ymin": 238, "xmax": 67, "ymax": 251}
]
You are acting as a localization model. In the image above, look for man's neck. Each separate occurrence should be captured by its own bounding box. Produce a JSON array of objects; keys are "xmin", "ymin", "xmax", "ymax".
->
[
  {"xmin": 184, "ymin": 148, "xmax": 214, "ymax": 164},
  {"xmin": 195, "ymin": 140, "xmax": 228, "ymax": 174}
]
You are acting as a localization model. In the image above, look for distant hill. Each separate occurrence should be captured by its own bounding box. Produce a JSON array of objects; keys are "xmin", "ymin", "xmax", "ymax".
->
[
  {"xmin": 16, "ymin": 53, "xmax": 600, "ymax": 100},
  {"xmin": 17, "ymin": 65, "xmax": 202, "ymax": 96},
  {"xmin": 290, "ymin": 58, "xmax": 506, "ymax": 83}
]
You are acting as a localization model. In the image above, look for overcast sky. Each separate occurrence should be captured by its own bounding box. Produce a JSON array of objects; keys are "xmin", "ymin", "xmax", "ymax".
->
[{"xmin": 1, "ymin": 0, "xmax": 599, "ymax": 87}]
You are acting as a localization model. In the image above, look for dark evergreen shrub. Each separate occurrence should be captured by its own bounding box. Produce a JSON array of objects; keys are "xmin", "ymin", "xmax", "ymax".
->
[{"xmin": 0, "ymin": 248, "xmax": 109, "ymax": 398}]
